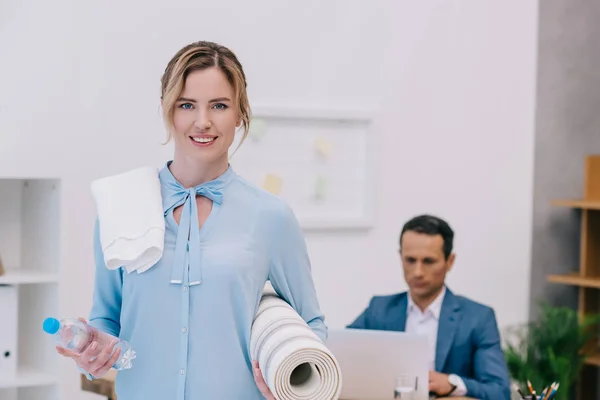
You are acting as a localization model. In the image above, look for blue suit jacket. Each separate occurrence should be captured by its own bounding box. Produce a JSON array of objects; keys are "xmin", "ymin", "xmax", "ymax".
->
[{"xmin": 346, "ymin": 288, "xmax": 511, "ymax": 400}]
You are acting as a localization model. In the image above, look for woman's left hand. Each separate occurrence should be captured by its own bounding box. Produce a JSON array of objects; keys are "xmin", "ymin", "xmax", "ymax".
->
[{"xmin": 252, "ymin": 360, "xmax": 276, "ymax": 400}]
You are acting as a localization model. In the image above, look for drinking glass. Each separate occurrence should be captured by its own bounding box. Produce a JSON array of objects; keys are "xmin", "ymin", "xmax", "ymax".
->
[{"xmin": 393, "ymin": 374, "xmax": 416, "ymax": 399}]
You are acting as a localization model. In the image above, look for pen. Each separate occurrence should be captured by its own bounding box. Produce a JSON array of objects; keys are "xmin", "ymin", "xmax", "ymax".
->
[
  {"xmin": 539, "ymin": 387, "xmax": 547, "ymax": 399},
  {"xmin": 542, "ymin": 382, "xmax": 555, "ymax": 400},
  {"xmin": 527, "ymin": 380, "xmax": 537, "ymax": 400},
  {"xmin": 547, "ymin": 382, "xmax": 559, "ymax": 400},
  {"xmin": 513, "ymin": 384, "xmax": 526, "ymax": 399}
]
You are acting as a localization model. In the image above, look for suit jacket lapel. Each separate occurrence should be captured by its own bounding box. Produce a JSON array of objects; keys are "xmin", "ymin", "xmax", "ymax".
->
[
  {"xmin": 390, "ymin": 293, "xmax": 408, "ymax": 331},
  {"xmin": 435, "ymin": 289, "xmax": 461, "ymax": 371}
]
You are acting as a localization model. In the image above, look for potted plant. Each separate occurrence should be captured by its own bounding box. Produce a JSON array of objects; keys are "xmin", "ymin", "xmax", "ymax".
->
[{"xmin": 503, "ymin": 302, "xmax": 600, "ymax": 400}]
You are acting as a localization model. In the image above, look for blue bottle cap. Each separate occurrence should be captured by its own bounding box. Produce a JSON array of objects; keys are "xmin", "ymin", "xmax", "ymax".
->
[{"xmin": 43, "ymin": 317, "xmax": 60, "ymax": 334}]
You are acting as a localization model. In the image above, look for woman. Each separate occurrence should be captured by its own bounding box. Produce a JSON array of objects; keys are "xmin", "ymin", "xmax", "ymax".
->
[{"xmin": 57, "ymin": 41, "xmax": 327, "ymax": 400}]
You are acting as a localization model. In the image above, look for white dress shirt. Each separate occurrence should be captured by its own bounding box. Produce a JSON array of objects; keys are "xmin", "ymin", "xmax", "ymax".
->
[{"xmin": 405, "ymin": 287, "xmax": 467, "ymax": 396}]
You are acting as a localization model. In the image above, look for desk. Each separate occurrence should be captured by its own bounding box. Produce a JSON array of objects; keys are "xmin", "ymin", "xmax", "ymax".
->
[
  {"xmin": 81, "ymin": 370, "xmax": 116, "ymax": 399},
  {"xmin": 80, "ymin": 373, "xmax": 476, "ymax": 400}
]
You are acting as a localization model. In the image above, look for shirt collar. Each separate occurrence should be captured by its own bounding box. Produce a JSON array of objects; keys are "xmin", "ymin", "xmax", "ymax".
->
[
  {"xmin": 157, "ymin": 160, "xmax": 236, "ymax": 286},
  {"xmin": 158, "ymin": 160, "xmax": 236, "ymax": 213},
  {"xmin": 407, "ymin": 286, "xmax": 446, "ymax": 320}
]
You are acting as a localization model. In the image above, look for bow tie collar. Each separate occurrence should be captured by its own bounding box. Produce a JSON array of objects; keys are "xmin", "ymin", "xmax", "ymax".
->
[{"xmin": 159, "ymin": 161, "xmax": 235, "ymax": 285}]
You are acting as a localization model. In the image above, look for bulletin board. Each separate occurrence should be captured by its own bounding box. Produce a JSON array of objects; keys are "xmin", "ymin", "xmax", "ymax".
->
[{"xmin": 229, "ymin": 105, "xmax": 375, "ymax": 231}]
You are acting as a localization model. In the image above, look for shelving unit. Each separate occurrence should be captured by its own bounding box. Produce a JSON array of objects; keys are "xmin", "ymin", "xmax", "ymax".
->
[
  {"xmin": 0, "ymin": 178, "xmax": 61, "ymax": 400},
  {"xmin": 546, "ymin": 154, "xmax": 600, "ymax": 398}
]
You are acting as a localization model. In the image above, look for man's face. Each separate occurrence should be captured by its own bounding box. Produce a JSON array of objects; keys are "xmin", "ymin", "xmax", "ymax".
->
[{"xmin": 400, "ymin": 231, "xmax": 455, "ymax": 301}]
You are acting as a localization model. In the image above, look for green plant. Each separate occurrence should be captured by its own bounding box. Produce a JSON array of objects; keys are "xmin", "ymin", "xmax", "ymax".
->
[{"xmin": 503, "ymin": 302, "xmax": 600, "ymax": 400}]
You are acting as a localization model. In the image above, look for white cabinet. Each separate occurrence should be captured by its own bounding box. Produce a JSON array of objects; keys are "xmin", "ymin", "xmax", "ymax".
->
[
  {"xmin": 0, "ymin": 178, "xmax": 60, "ymax": 400},
  {"xmin": 0, "ymin": 286, "xmax": 18, "ymax": 380}
]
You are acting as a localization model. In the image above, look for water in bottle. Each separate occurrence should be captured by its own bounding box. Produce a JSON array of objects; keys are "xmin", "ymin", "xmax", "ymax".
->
[
  {"xmin": 393, "ymin": 386, "xmax": 414, "ymax": 400},
  {"xmin": 393, "ymin": 375, "xmax": 416, "ymax": 400},
  {"xmin": 43, "ymin": 317, "xmax": 136, "ymax": 370}
]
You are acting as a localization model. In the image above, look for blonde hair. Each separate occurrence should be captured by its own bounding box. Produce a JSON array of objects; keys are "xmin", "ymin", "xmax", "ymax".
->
[{"xmin": 160, "ymin": 41, "xmax": 251, "ymax": 147}]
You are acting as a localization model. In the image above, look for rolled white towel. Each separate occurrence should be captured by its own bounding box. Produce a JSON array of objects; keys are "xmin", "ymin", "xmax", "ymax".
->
[
  {"xmin": 90, "ymin": 166, "xmax": 165, "ymax": 274},
  {"xmin": 251, "ymin": 286, "xmax": 342, "ymax": 400}
]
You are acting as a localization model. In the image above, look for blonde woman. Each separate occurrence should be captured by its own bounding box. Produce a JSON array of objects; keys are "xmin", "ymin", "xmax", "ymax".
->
[{"xmin": 57, "ymin": 41, "xmax": 327, "ymax": 399}]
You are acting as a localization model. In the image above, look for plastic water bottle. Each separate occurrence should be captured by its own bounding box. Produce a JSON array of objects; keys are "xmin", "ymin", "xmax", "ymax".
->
[{"xmin": 43, "ymin": 317, "xmax": 136, "ymax": 370}]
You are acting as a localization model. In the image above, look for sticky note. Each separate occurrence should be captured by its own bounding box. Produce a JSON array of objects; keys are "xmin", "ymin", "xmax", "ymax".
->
[
  {"xmin": 314, "ymin": 136, "xmax": 332, "ymax": 158},
  {"xmin": 249, "ymin": 118, "xmax": 268, "ymax": 142},
  {"xmin": 314, "ymin": 175, "xmax": 328, "ymax": 201},
  {"xmin": 263, "ymin": 174, "xmax": 283, "ymax": 195}
]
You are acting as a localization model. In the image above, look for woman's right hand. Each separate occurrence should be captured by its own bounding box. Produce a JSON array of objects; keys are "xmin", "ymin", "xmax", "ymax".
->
[{"xmin": 55, "ymin": 318, "xmax": 121, "ymax": 379}]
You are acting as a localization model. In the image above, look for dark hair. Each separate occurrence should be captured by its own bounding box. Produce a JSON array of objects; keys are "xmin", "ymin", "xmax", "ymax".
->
[{"xmin": 399, "ymin": 214, "xmax": 454, "ymax": 259}]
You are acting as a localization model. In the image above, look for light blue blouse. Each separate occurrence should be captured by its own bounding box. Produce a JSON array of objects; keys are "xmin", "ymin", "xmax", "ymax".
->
[{"xmin": 88, "ymin": 161, "xmax": 327, "ymax": 399}]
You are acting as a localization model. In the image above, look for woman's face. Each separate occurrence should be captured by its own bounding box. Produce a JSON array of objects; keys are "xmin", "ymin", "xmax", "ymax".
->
[{"xmin": 171, "ymin": 67, "xmax": 240, "ymax": 166}]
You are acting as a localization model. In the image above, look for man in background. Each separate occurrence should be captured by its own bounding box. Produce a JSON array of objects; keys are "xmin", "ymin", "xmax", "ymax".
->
[{"xmin": 347, "ymin": 215, "xmax": 510, "ymax": 399}]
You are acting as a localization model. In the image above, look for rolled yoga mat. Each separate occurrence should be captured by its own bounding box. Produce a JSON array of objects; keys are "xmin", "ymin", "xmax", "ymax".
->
[{"xmin": 250, "ymin": 285, "xmax": 343, "ymax": 400}]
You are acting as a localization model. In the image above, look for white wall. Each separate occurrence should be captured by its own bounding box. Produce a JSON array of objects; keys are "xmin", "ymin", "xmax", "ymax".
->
[{"xmin": 1, "ymin": 1, "xmax": 539, "ymax": 399}]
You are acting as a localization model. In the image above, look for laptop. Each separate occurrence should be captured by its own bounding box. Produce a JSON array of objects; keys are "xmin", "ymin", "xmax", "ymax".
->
[{"xmin": 326, "ymin": 328, "xmax": 429, "ymax": 400}]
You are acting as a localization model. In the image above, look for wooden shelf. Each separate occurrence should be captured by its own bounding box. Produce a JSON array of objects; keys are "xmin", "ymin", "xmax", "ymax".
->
[
  {"xmin": 547, "ymin": 273, "xmax": 600, "ymax": 289},
  {"xmin": 585, "ymin": 352, "xmax": 600, "ymax": 367},
  {"xmin": 548, "ymin": 155, "xmax": 600, "ymax": 399},
  {"xmin": 0, "ymin": 367, "xmax": 57, "ymax": 389},
  {"xmin": 551, "ymin": 199, "xmax": 600, "ymax": 210},
  {"xmin": 0, "ymin": 268, "xmax": 59, "ymax": 284}
]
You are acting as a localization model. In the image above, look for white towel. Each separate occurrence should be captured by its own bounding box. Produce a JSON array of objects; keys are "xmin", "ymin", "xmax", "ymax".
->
[
  {"xmin": 90, "ymin": 166, "xmax": 165, "ymax": 274},
  {"xmin": 251, "ymin": 285, "xmax": 342, "ymax": 400}
]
